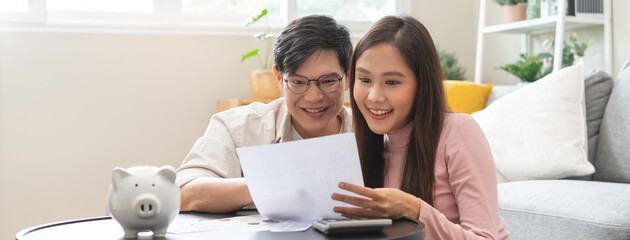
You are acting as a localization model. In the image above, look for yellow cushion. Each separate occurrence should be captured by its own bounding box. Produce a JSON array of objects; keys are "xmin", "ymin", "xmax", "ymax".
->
[{"xmin": 443, "ymin": 80, "xmax": 493, "ymax": 114}]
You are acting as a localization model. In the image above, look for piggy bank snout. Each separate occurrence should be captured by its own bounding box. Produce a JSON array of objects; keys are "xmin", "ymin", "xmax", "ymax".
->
[{"xmin": 133, "ymin": 194, "xmax": 160, "ymax": 219}]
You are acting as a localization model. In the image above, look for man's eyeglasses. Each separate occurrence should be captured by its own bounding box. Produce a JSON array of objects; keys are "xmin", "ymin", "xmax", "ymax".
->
[{"xmin": 283, "ymin": 74, "xmax": 344, "ymax": 94}]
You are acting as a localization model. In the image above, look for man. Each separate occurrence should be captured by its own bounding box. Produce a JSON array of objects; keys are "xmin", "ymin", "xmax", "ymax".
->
[{"xmin": 177, "ymin": 15, "xmax": 353, "ymax": 213}]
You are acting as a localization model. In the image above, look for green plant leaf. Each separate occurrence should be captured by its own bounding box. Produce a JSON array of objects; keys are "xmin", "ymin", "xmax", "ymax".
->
[
  {"xmin": 241, "ymin": 49, "xmax": 260, "ymax": 62},
  {"xmin": 254, "ymin": 32, "xmax": 274, "ymax": 40},
  {"xmin": 499, "ymin": 54, "xmax": 544, "ymax": 82},
  {"xmin": 502, "ymin": 32, "xmax": 591, "ymax": 81},
  {"xmin": 569, "ymin": 32, "xmax": 578, "ymax": 42},
  {"xmin": 240, "ymin": 8, "xmax": 274, "ymax": 69},
  {"xmin": 244, "ymin": 9, "xmax": 268, "ymax": 27}
]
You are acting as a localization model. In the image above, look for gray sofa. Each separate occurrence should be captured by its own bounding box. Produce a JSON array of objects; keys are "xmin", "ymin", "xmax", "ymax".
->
[{"xmin": 491, "ymin": 61, "xmax": 630, "ymax": 240}]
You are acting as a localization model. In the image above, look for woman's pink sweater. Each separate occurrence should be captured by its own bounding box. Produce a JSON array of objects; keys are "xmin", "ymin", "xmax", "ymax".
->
[{"xmin": 383, "ymin": 113, "xmax": 508, "ymax": 240}]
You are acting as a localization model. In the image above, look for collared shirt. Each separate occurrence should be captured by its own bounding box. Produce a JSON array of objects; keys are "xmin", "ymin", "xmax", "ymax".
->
[{"xmin": 176, "ymin": 97, "xmax": 353, "ymax": 187}]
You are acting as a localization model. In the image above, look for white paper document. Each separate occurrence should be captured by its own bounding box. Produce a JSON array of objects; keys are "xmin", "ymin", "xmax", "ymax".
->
[
  {"xmin": 168, "ymin": 215, "xmax": 313, "ymax": 234},
  {"xmin": 237, "ymin": 133, "xmax": 365, "ymax": 220}
]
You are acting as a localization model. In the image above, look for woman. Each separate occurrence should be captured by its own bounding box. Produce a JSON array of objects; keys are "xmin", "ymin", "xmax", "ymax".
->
[{"xmin": 331, "ymin": 16, "xmax": 508, "ymax": 239}]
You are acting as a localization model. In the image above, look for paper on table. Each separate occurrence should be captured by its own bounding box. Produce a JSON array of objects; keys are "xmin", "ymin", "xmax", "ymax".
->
[
  {"xmin": 168, "ymin": 215, "xmax": 312, "ymax": 234},
  {"xmin": 237, "ymin": 133, "xmax": 364, "ymax": 220}
]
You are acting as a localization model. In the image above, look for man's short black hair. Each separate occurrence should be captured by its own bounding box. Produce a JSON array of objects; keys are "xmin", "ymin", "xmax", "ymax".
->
[{"xmin": 273, "ymin": 15, "xmax": 352, "ymax": 76}]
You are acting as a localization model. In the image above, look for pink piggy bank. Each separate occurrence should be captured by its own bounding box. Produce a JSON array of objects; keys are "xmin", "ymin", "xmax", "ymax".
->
[{"xmin": 106, "ymin": 166, "xmax": 180, "ymax": 238}]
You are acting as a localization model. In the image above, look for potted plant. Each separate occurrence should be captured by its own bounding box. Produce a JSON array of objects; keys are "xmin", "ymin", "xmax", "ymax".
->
[
  {"xmin": 438, "ymin": 47, "xmax": 467, "ymax": 80},
  {"xmin": 241, "ymin": 9, "xmax": 280, "ymax": 101},
  {"xmin": 499, "ymin": 54, "xmax": 550, "ymax": 82},
  {"xmin": 499, "ymin": 32, "xmax": 591, "ymax": 82},
  {"xmin": 494, "ymin": 0, "xmax": 528, "ymax": 23},
  {"xmin": 538, "ymin": 32, "xmax": 592, "ymax": 69}
]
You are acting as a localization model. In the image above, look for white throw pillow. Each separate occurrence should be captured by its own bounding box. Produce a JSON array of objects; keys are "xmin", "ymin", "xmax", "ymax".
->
[{"xmin": 471, "ymin": 62, "xmax": 594, "ymax": 182}]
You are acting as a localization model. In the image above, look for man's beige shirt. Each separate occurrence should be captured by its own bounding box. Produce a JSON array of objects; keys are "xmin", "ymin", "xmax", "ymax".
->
[{"xmin": 176, "ymin": 97, "xmax": 353, "ymax": 187}]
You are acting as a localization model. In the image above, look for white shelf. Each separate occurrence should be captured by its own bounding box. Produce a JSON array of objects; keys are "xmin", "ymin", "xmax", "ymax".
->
[
  {"xmin": 474, "ymin": 0, "xmax": 612, "ymax": 84},
  {"xmin": 483, "ymin": 16, "xmax": 605, "ymax": 34}
]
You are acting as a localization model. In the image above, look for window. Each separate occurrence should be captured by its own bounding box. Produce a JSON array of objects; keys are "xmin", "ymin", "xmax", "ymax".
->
[
  {"xmin": 0, "ymin": 0, "xmax": 407, "ymax": 34},
  {"xmin": 0, "ymin": 0, "xmax": 28, "ymax": 13},
  {"xmin": 296, "ymin": 0, "xmax": 395, "ymax": 22},
  {"xmin": 47, "ymin": 0, "xmax": 152, "ymax": 12},
  {"xmin": 181, "ymin": 0, "xmax": 280, "ymax": 17},
  {"xmin": 177, "ymin": 0, "xmax": 283, "ymax": 27}
]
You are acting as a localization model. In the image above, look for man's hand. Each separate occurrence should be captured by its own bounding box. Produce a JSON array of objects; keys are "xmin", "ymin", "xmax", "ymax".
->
[{"xmin": 180, "ymin": 177, "xmax": 253, "ymax": 213}]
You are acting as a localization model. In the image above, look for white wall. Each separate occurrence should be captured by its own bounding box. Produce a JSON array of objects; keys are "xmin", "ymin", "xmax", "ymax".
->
[
  {"xmin": 410, "ymin": 0, "xmax": 479, "ymax": 81},
  {"xmin": 0, "ymin": 32, "xmax": 262, "ymax": 238},
  {"xmin": 611, "ymin": 0, "xmax": 630, "ymax": 74}
]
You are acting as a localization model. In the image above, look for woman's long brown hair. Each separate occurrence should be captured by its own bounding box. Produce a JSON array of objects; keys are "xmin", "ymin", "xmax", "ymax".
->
[{"xmin": 349, "ymin": 16, "xmax": 446, "ymax": 205}]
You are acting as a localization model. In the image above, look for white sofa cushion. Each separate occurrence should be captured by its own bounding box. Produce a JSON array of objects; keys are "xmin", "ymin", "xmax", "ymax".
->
[{"xmin": 472, "ymin": 62, "xmax": 594, "ymax": 182}]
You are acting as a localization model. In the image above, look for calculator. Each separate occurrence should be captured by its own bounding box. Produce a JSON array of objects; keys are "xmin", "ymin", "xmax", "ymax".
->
[{"xmin": 312, "ymin": 218, "xmax": 393, "ymax": 234}]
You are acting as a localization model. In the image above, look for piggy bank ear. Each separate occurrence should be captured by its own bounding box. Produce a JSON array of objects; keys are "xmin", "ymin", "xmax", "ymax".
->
[
  {"xmin": 112, "ymin": 167, "xmax": 131, "ymax": 190},
  {"xmin": 157, "ymin": 165, "xmax": 177, "ymax": 184}
]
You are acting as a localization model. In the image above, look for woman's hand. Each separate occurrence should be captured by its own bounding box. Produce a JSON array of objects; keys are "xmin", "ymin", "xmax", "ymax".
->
[{"xmin": 331, "ymin": 182, "xmax": 421, "ymax": 220}]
